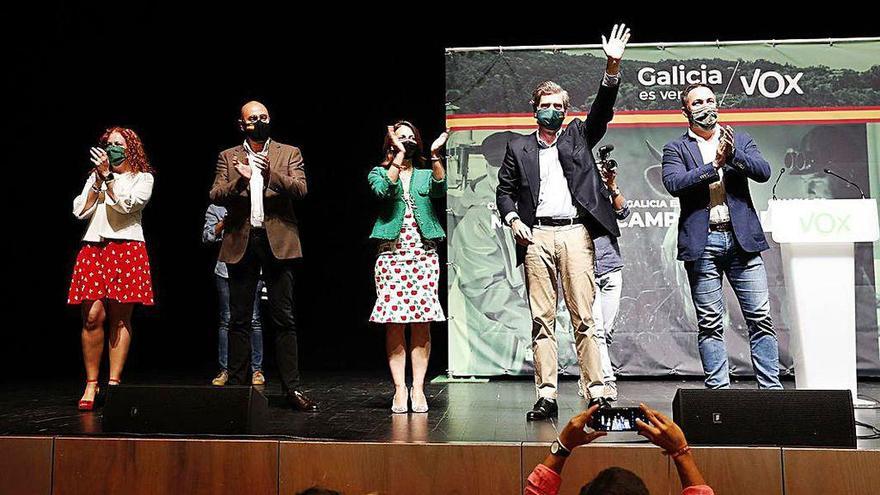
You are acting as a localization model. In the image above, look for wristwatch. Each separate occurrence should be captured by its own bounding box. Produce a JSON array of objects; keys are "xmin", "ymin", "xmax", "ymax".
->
[
  {"xmin": 550, "ymin": 438, "xmax": 571, "ymax": 457},
  {"xmin": 610, "ymin": 188, "xmax": 621, "ymax": 198}
]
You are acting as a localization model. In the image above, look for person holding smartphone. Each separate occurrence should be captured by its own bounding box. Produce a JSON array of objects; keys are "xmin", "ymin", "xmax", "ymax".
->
[
  {"xmin": 524, "ymin": 404, "xmax": 715, "ymax": 494},
  {"xmin": 68, "ymin": 127, "xmax": 155, "ymax": 410}
]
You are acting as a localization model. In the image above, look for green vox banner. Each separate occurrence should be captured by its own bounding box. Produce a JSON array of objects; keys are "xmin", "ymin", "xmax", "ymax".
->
[{"xmin": 444, "ymin": 39, "xmax": 880, "ymax": 377}]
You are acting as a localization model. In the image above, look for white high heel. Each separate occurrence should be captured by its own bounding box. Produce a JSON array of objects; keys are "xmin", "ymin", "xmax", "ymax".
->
[
  {"xmin": 391, "ymin": 387, "xmax": 408, "ymax": 414},
  {"xmin": 410, "ymin": 387, "xmax": 429, "ymax": 413}
]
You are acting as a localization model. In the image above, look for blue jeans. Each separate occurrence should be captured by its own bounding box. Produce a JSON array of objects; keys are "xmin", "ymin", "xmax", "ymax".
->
[
  {"xmin": 684, "ymin": 231, "xmax": 782, "ymax": 389},
  {"xmin": 216, "ymin": 275, "xmax": 263, "ymax": 372}
]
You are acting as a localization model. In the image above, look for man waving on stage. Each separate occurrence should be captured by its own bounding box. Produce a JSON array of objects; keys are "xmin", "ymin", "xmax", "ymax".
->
[
  {"xmin": 496, "ymin": 24, "xmax": 631, "ymax": 420},
  {"xmin": 661, "ymin": 84, "xmax": 782, "ymax": 390}
]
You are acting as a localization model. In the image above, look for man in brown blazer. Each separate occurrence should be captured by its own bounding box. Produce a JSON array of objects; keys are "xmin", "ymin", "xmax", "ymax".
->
[{"xmin": 209, "ymin": 100, "xmax": 317, "ymax": 411}]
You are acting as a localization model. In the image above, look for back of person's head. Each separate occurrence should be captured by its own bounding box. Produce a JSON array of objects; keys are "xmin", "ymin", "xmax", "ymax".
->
[
  {"xmin": 296, "ymin": 488, "xmax": 342, "ymax": 495},
  {"xmin": 580, "ymin": 467, "xmax": 649, "ymax": 495}
]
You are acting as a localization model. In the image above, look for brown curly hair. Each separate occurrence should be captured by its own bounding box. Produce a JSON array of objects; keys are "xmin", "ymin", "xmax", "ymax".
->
[{"xmin": 99, "ymin": 127, "xmax": 153, "ymax": 174}]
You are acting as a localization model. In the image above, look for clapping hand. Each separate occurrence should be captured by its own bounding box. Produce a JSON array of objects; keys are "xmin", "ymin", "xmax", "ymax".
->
[
  {"xmin": 89, "ymin": 147, "xmax": 109, "ymax": 176},
  {"xmin": 233, "ymin": 157, "xmax": 252, "ymax": 180},
  {"xmin": 387, "ymin": 126, "xmax": 406, "ymax": 155},
  {"xmin": 430, "ymin": 129, "xmax": 449, "ymax": 156},
  {"xmin": 250, "ymin": 154, "xmax": 270, "ymax": 179},
  {"xmin": 720, "ymin": 125, "xmax": 735, "ymax": 160}
]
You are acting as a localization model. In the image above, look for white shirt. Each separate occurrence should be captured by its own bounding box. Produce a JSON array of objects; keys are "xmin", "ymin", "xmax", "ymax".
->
[
  {"xmin": 243, "ymin": 139, "xmax": 269, "ymax": 228},
  {"xmin": 73, "ymin": 172, "xmax": 154, "ymax": 242},
  {"xmin": 687, "ymin": 127, "xmax": 730, "ymax": 224},
  {"xmin": 535, "ymin": 131, "xmax": 579, "ymax": 219},
  {"xmin": 504, "ymin": 72, "xmax": 621, "ymax": 226}
]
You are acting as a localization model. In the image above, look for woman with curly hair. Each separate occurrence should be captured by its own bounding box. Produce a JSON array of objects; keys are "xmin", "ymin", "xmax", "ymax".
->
[
  {"xmin": 368, "ymin": 121, "xmax": 447, "ymax": 413},
  {"xmin": 68, "ymin": 127, "xmax": 155, "ymax": 410}
]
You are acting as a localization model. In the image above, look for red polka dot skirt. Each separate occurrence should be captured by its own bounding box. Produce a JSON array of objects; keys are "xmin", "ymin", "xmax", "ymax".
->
[{"xmin": 67, "ymin": 240, "xmax": 155, "ymax": 305}]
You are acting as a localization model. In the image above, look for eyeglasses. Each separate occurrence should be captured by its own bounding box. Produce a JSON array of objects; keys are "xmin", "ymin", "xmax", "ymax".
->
[{"xmin": 243, "ymin": 114, "xmax": 270, "ymax": 124}]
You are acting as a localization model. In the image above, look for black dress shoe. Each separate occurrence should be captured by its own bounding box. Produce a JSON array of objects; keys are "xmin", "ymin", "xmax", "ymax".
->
[
  {"xmin": 526, "ymin": 398, "xmax": 558, "ymax": 421},
  {"xmin": 588, "ymin": 396, "xmax": 612, "ymax": 410},
  {"xmin": 287, "ymin": 390, "xmax": 318, "ymax": 412}
]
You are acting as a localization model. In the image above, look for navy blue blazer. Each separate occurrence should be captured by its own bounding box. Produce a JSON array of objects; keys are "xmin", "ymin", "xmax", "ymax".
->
[
  {"xmin": 496, "ymin": 82, "xmax": 620, "ymax": 266},
  {"xmin": 661, "ymin": 130, "xmax": 772, "ymax": 261}
]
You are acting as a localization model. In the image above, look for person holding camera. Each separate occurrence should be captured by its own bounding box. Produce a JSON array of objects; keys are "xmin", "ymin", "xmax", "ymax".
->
[
  {"xmin": 68, "ymin": 127, "xmax": 155, "ymax": 411},
  {"xmin": 496, "ymin": 24, "xmax": 631, "ymax": 419},
  {"xmin": 368, "ymin": 121, "xmax": 448, "ymax": 414},
  {"xmin": 578, "ymin": 149, "xmax": 630, "ymax": 402},
  {"xmin": 524, "ymin": 404, "xmax": 714, "ymax": 495}
]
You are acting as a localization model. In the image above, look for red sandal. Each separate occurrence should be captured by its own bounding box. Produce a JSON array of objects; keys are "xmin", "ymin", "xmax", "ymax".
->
[{"xmin": 78, "ymin": 380, "xmax": 100, "ymax": 411}]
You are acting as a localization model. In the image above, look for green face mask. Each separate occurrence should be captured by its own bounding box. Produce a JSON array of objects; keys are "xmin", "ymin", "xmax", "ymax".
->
[
  {"xmin": 536, "ymin": 108, "xmax": 564, "ymax": 131},
  {"xmin": 106, "ymin": 145, "xmax": 126, "ymax": 166}
]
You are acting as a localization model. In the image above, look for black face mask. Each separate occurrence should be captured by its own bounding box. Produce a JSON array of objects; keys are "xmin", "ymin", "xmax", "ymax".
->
[
  {"xmin": 244, "ymin": 120, "xmax": 271, "ymax": 142},
  {"xmin": 402, "ymin": 140, "xmax": 419, "ymax": 158}
]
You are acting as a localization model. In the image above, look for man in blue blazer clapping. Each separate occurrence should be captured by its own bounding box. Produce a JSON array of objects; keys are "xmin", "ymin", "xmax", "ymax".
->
[{"xmin": 662, "ymin": 83, "xmax": 782, "ymax": 390}]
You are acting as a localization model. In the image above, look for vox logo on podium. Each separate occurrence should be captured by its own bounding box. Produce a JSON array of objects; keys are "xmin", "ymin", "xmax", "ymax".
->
[{"xmin": 798, "ymin": 212, "xmax": 852, "ymax": 235}]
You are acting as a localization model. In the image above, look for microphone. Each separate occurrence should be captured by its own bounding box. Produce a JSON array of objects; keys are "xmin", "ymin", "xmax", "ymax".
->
[
  {"xmin": 823, "ymin": 168, "xmax": 866, "ymax": 198},
  {"xmin": 771, "ymin": 167, "xmax": 786, "ymax": 200}
]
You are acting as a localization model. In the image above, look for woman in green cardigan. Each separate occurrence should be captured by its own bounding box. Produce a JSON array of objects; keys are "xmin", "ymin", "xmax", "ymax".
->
[{"xmin": 368, "ymin": 120, "xmax": 448, "ymax": 413}]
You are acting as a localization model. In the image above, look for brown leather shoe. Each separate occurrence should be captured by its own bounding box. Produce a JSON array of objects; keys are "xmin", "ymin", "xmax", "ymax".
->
[{"xmin": 287, "ymin": 390, "xmax": 318, "ymax": 412}]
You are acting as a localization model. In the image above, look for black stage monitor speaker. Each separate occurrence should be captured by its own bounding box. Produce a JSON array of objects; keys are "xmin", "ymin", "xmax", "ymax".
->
[
  {"xmin": 672, "ymin": 389, "xmax": 856, "ymax": 448},
  {"xmin": 103, "ymin": 385, "xmax": 268, "ymax": 435}
]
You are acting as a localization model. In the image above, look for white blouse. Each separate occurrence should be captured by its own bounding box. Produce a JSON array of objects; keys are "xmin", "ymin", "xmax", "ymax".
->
[{"xmin": 72, "ymin": 172, "xmax": 154, "ymax": 242}]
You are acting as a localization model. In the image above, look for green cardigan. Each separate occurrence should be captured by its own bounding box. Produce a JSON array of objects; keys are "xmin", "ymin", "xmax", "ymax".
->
[{"xmin": 368, "ymin": 166, "xmax": 447, "ymax": 241}]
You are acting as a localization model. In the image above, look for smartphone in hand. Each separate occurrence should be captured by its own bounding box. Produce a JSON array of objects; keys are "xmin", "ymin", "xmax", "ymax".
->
[{"xmin": 589, "ymin": 407, "xmax": 648, "ymax": 432}]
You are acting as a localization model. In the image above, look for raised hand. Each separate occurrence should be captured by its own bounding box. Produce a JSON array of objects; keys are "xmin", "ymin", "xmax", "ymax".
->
[
  {"xmin": 601, "ymin": 23, "xmax": 631, "ymax": 61},
  {"xmin": 430, "ymin": 130, "xmax": 449, "ymax": 156}
]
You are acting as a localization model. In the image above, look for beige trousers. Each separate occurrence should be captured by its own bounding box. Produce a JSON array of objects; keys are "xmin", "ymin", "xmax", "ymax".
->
[{"xmin": 524, "ymin": 224, "xmax": 604, "ymax": 400}]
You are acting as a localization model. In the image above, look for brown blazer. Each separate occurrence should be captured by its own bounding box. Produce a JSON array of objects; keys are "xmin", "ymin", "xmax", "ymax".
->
[{"xmin": 209, "ymin": 140, "xmax": 307, "ymax": 263}]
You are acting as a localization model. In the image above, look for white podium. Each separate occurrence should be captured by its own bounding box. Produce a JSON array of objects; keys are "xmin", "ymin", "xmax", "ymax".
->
[{"xmin": 765, "ymin": 199, "xmax": 879, "ymax": 407}]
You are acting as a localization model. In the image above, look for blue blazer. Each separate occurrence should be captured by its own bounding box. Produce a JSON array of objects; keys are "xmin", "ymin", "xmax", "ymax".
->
[{"xmin": 661, "ymin": 130, "xmax": 771, "ymax": 261}]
